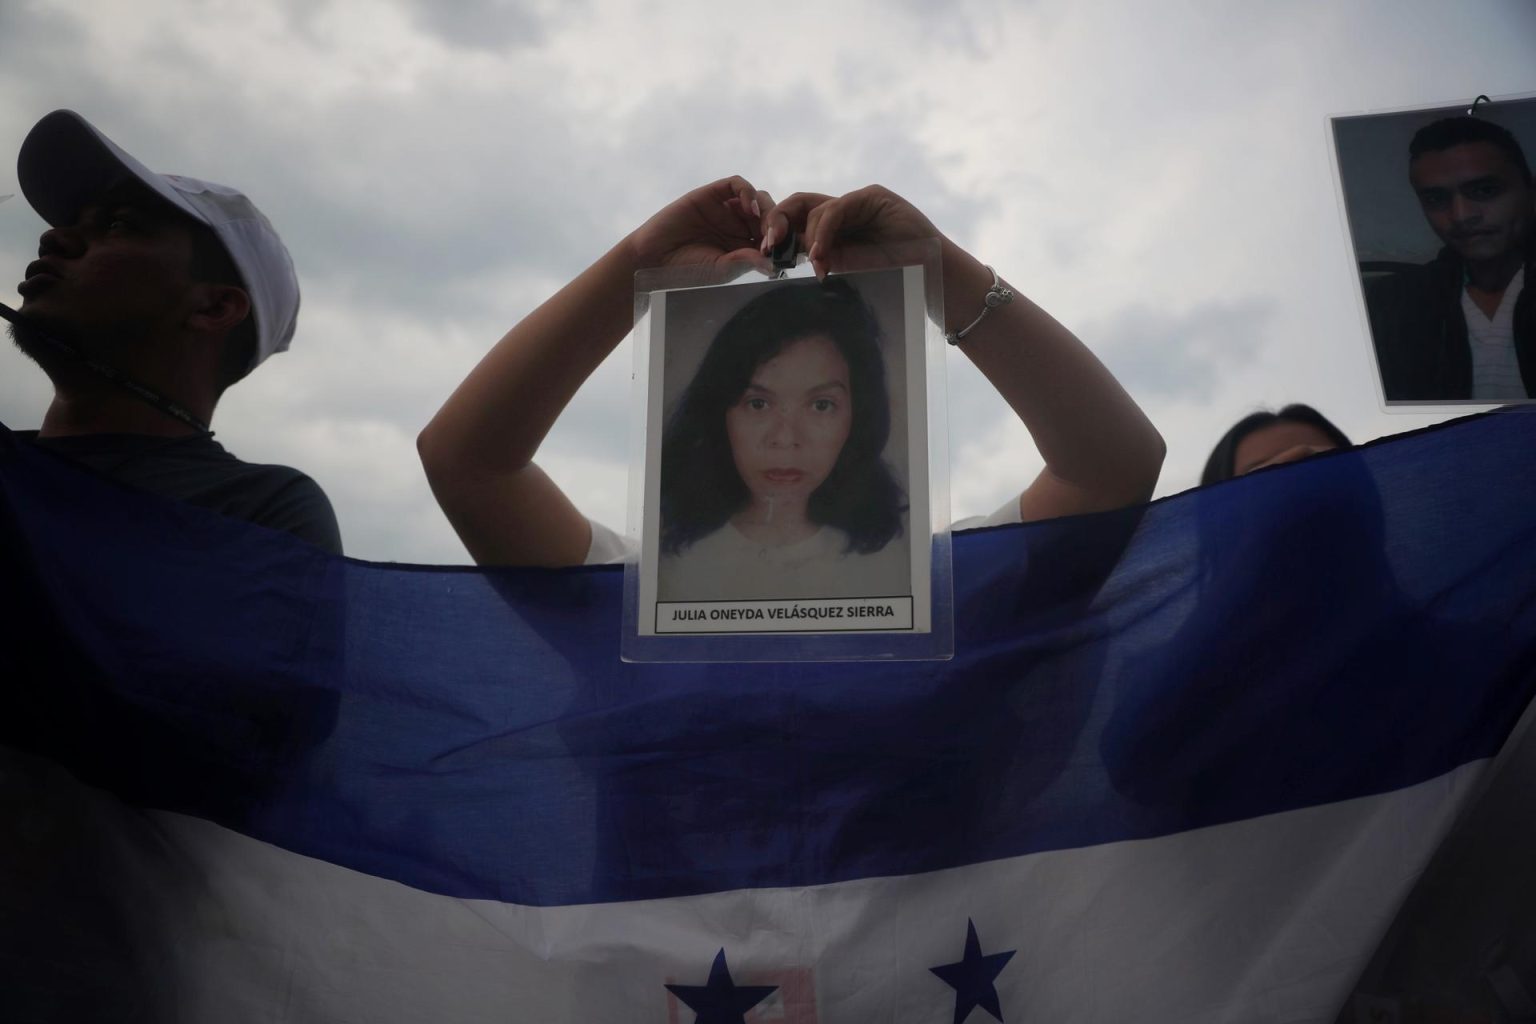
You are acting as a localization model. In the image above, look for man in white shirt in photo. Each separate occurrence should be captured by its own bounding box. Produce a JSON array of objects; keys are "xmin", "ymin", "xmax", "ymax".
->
[{"xmin": 1364, "ymin": 115, "xmax": 1534, "ymax": 402}]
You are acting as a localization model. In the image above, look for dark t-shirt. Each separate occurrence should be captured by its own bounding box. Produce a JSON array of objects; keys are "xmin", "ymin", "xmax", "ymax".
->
[{"xmin": 18, "ymin": 431, "xmax": 343, "ymax": 554}]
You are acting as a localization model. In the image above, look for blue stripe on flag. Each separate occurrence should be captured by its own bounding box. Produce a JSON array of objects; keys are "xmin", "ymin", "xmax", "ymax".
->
[{"xmin": 1, "ymin": 410, "xmax": 1534, "ymax": 907}]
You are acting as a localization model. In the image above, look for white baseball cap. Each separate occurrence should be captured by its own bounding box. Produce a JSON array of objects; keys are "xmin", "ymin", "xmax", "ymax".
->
[{"xmin": 17, "ymin": 109, "xmax": 300, "ymax": 374}]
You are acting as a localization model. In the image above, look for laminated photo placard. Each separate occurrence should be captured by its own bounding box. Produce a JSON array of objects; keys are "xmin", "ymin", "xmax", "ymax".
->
[
  {"xmin": 1331, "ymin": 93, "xmax": 1536, "ymax": 407},
  {"xmin": 621, "ymin": 247, "xmax": 953, "ymax": 662}
]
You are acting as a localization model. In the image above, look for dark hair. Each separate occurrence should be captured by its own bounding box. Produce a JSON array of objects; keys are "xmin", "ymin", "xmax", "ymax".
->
[
  {"xmin": 185, "ymin": 221, "xmax": 257, "ymax": 392},
  {"xmin": 659, "ymin": 278, "xmax": 906, "ymax": 555},
  {"xmin": 1200, "ymin": 403, "xmax": 1352, "ymax": 486},
  {"xmin": 92, "ymin": 179, "xmax": 257, "ymax": 391},
  {"xmin": 1409, "ymin": 116, "xmax": 1532, "ymax": 186}
]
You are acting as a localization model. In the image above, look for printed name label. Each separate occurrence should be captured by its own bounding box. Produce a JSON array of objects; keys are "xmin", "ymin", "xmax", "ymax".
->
[{"xmin": 656, "ymin": 597, "xmax": 914, "ymax": 634}]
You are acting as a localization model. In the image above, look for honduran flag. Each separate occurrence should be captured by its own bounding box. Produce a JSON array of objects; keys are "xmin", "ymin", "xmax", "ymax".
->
[{"xmin": 2, "ymin": 410, "xmax": 1535, "ymax": 1023}]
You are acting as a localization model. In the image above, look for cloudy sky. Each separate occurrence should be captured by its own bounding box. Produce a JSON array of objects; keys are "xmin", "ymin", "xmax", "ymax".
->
[{"xmin": 1, "ymin": 0, "xmax": 1532, "ymax": 564}]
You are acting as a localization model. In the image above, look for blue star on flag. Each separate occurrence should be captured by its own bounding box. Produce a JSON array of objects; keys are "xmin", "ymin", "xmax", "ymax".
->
[
  {"xmin": 666, "ymin": 948, "xmax": 777, "ymax": 1024},
  {"xmin": 930, "ymin": 919, "xmax": 1016, "ymax": 1024}
]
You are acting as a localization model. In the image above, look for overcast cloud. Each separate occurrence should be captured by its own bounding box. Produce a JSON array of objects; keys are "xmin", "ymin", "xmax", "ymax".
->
[{"xmin": 2, "ymin": 0, "xmax": 1533, "ymax": 562}]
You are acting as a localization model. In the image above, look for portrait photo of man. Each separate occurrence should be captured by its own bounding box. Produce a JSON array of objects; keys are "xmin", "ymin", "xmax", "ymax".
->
[{"xmin": 1334, "ymin": 99, "xmax": 1536, "ymax": 404}]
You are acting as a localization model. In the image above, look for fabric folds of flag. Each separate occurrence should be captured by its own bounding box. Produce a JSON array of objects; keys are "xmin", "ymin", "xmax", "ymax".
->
[{"xmin": 1, "ymin": 410, "xmax": 1534, "ymax": 1022}]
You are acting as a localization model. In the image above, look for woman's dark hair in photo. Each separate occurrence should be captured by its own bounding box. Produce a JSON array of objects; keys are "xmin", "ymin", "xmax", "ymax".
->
[
  {"xmin": 1200, "ymin": 404, "xmax": 1352, "ymax": 486},
  {"xmin": 660, "ymin": 278, "xmax": 906, "ymax": 555}
]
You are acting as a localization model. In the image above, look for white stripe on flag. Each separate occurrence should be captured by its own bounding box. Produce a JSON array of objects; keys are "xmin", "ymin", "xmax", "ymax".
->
[{"xmin": 1, "ymin": 746, "xmax": 1482, "ymax": 1022}]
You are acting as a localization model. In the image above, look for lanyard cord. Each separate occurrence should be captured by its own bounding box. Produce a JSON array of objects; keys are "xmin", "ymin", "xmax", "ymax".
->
[{"xmin": 0, "ymin": 301, "xmax": 212, "ymax": 435}]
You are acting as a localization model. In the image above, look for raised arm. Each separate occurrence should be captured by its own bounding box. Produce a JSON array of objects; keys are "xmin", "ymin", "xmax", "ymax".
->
[
  {"xmin": 418, "ymin": 178, "xmax": 770, "ymax": 566},
  {"xmin": 768, "ymin": 186, "xmax": 1165, "ymax": 522}
]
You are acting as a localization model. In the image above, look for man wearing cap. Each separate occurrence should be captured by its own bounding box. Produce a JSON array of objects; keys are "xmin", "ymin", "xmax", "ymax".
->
[
  {"xmin": 7, "ymin": 109, "xmax": 341, "ymax": 552},
  {"xmin": 1364, "ymin": 115, "xmax": 1535, "ymax": 402}
]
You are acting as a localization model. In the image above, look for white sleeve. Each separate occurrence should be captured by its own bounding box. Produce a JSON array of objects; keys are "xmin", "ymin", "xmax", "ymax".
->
[
  {"xmin": 953, "ymin": 495, "xmax": 1024, "ymax": 532},
  {"xmin": 583, "ymin": 518, "xmax": 636, "ymax": 565}
]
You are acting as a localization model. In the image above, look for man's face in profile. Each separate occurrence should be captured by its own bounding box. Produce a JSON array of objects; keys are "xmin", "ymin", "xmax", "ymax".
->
[
  {"xmin": 1409, "ymin": 141, "xmax": 1534, "ymax": 265},
  {"xmin": 12, "ymin": 183, "xmax": 199, "ymax": 361}
]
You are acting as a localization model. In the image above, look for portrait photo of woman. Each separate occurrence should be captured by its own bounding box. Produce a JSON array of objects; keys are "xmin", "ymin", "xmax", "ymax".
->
[{"xmin": 653, "ymin": 271, "xmax": 915, "ymax": 605}]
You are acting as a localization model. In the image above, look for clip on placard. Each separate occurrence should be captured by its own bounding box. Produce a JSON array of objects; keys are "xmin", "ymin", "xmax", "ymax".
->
[
  {"xmin": 768, "ymin": 227, "xmax": 798, "ymax": 278},
  {"xmin": 1468, "ymin": 94, "xmax": 1492, "ymax": 116}
]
